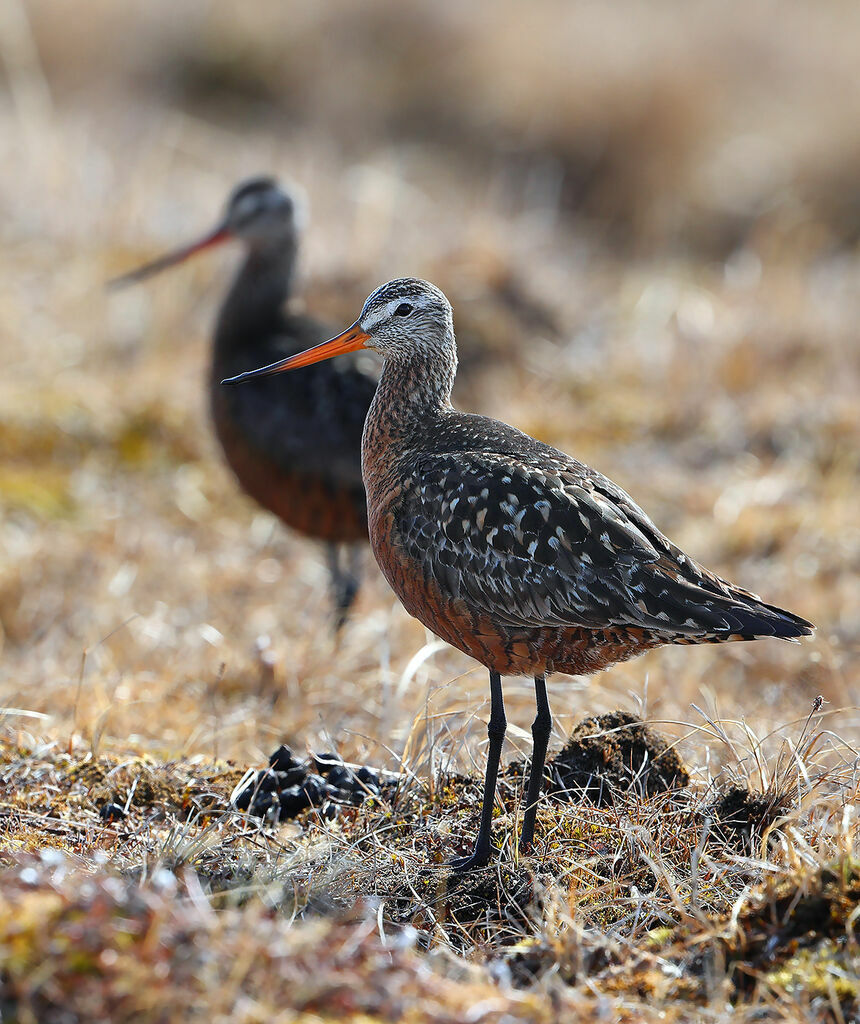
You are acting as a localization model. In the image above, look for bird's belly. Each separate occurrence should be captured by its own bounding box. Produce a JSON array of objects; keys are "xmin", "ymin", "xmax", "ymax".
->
[
  {"xmin": 370, "ymin": 508, "xmax": 664, "ymax": 677},
  {"xmin": 214, "ymin": 409, "xmax": 367, "ymax": 544}
]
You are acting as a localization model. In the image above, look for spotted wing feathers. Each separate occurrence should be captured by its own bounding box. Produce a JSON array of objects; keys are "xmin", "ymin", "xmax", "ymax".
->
[{"xmin": 396, "ymin": 452, "xmax": 813, "ymax": 641}]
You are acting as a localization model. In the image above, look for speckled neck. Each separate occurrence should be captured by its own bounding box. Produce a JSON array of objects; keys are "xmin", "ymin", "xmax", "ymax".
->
[{"xmin": 361, "ymin": 330, "xmax": 458, "ymax": 500}]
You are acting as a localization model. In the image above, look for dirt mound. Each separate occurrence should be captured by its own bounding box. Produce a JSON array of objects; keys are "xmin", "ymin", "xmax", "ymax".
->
[{"xmin": 547, "ymin": 711, "xmax": 689, "ymax": 807}]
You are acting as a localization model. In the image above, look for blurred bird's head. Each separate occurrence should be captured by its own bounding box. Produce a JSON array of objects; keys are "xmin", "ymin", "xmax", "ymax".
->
[
  {"xmin": 220, "ymin": 177, "xmax": 302, "ymax": 247},
  {"xmin": 108, "ymin": 176, "xmax": 302, "ymax": 288}
]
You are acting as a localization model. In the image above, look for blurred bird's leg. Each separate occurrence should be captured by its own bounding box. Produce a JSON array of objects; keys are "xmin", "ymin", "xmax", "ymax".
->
[
  {"xmin": 520, "ymin": 675, "xmax": 551, "ymax": 853},
  {"xmin": 348, "ymin": 543, "xmax": 363, "ymax": 602},
  {"xmin": 450, "ymin": 671, "xmax": 506, "ymax": 871},
  {"xmin": 328, "ymin": 542, "xmax": 361, "ymax": 632}
]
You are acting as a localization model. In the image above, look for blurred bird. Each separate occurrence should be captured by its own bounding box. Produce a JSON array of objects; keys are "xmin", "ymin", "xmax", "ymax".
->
[
  {"xmin": 223, "ymin": 278, "xmax": 814, "ymax": 870},
  {"xmin": 111, "ymin": 178, "xmax": 376, "ymax": 629}
]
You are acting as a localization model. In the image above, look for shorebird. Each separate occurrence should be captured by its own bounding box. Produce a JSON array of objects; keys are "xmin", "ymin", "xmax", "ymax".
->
[
  {"xmin": 111, "ymin": 178, "xmax": 376, "ymax": 628},
  {"xmin": 223, "ymin": 278, "xmax": 814, "ymax": 870}
]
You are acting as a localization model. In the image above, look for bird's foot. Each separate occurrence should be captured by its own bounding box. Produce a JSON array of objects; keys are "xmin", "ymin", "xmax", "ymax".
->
[{"xmin": 449, "ymin": 845, "xmax": 496, "ymax": 872}]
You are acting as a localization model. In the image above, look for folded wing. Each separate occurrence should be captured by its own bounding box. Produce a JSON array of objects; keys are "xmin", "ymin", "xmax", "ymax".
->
[{"xmin": 396, "ymin": 451, "xmax": 813, "ymax": 640}]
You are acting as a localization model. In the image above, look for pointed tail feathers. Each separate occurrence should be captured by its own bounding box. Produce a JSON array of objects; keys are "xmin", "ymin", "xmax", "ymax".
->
[{"xmin": 640, "ymin": 566, "xmax": 815, "ymax": 642}]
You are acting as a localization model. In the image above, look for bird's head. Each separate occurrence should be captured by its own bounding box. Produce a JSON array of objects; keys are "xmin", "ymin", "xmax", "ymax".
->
[
  {"xmin": 352, "ymin": 278, "xmax": 454, "ymax": 360},
  {"xmin": 108, "ymin": 176, "xmax": 301, "ymax": 287},
  {"xmin": 221, "ymin": 177, "xmax": 301, "ymax": 247},
  {"xmin": 222, "ymin": 278, "xmax": 455, "ymax": 383}
]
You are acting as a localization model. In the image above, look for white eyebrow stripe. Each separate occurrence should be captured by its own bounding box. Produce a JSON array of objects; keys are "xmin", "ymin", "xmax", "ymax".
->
[
  {"xmin": 364, "ymin": 298, "xmax": 417, "ymax": 327},
  {"xmin": 361, "ymin": 308, "xmax": 388, "ymax": 330}
]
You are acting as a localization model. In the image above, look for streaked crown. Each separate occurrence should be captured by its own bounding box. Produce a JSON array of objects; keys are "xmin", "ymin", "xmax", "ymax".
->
[{"xmin": 357, "ymin": 278, "xmax": 454, "ymax": 359}]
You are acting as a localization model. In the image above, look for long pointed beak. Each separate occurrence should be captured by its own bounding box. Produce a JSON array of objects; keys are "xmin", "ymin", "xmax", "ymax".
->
[
  {"xmin": 221, "ymin": 322, "xmax": 371, "ymax": 385},
  {"xmin": 107, "ymin": 222, "xmax": 231, "ymax": 289}
]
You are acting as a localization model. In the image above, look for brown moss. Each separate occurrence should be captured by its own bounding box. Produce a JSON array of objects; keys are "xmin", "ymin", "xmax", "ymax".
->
[
  {"xmin": 0, "ymin": 856, "xmax": 559, "ymax": 1024},
  {"xmin": 622, "ymin": 863, "xmax": 860, "ymax": 1011},
  {"xmin": 728, "ymin": 864, "xmax": 860, "ymax": 961}
]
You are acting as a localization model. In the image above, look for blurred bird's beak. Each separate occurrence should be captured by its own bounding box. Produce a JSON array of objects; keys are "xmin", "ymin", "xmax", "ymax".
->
[
  {"xmin": 107, "ymin": 222, "xmax": 231, "ymax": 288},
  {"xmin": 221, "ymin": 322, "xmax": 371, "ymax": 385}
]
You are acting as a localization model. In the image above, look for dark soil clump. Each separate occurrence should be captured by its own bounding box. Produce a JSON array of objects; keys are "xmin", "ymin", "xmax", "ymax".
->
[
  {"xmin": 547, "ymin": 711, "xmax": 689, "ymax": 806},
  {"xmin": 708, "ymin": 784, "xmax": 789, "ymax": 850}
]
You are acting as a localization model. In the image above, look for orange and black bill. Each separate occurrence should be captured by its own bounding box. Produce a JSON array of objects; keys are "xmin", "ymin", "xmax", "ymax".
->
[
  {"xmin": 221, "ymin": 323, "xmax": 371, "ymax": 385},
  {"xmin": 107, "ymin": 223, "xmax": 231, "ymax": 289}
]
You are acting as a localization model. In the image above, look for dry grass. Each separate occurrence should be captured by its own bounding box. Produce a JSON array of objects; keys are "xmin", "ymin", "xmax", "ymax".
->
[{"xmin": 1, "ymin": 1, "xmax": 859, "ymax": 1020}]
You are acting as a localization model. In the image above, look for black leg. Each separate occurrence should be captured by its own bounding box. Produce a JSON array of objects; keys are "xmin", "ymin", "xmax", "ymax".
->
[
  {"xmin": 520, "ymin": 674, "xmax": 552, "ymax": 853},
  {"xmin": 450, "ymin": 671, "xmax": 506, "ymax": 871},
  {"xmin": 327, "ymin": 543, "xmax": 360, "ymax": 633}
]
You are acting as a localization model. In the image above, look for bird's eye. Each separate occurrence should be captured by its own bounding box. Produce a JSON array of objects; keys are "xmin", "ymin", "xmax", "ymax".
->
[{"xmin": 394, "ymin": 303, "xmax": 413, "ymax": 317}]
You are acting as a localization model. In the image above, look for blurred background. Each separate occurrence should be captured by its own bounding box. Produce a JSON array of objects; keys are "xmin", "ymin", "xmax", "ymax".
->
[{"xmin": 1, "ymin": 0, "xmax": 857, "ymax": 773}]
